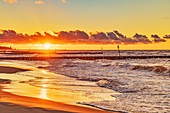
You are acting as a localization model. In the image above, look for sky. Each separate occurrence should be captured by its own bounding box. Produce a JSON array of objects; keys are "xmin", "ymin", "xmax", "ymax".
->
[{"xmin": 0, "ymin": 0, "xmax": 170, "ymax": 50}]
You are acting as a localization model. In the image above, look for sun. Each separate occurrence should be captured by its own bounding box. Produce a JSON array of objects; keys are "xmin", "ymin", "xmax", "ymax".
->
[{"xmin": 44, "ymin": 43, "xmax": 51, "ymax": 50}]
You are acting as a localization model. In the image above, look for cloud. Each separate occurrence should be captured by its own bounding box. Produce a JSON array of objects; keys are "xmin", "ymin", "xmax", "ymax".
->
[
  {"xmin": 56, "ymin": 30, "xmax": 89, "ymax": 44},
  {"xmin": 0, "ymin": 30, "xmax": 29, "ymax": 43},
  {"xmin": 0, "ymin": 29, "xmax": 167, "ymax": 45},
  {"xmin": 61, "ymin": 0, "xmax": 66, "ymax": 3},
  {"xmin": 151, "ymin": 34, "xmax": 160, "ymax": 39},
  {"xmin": 90, "ymin": 32, "xmax": 109, "ymax": 40},
  {"xmin": 151, "ymin": 34, "xmax": 166, "ymax": 42},
  {"xmin": 162, "ymin": 17, "xmax": 170, "ymax": 20},
  {"xmin": 107, "ymin": 32, "xmax": 119, "ymax": 40},
  {"xmin": 113, "ymin": 30, "xmax": 126, "ymax": 39},
  {"xmin": 34, "ymin": 0, "xmax": 44, "ymax": 5},
  {"xmin": 163, "ymin": 35, "xmax": 170, "ymax": 39},
  {"xmin": 133, "ymin": 33, "xmax": 151, "ymax": 44},
  {"xmin": 3, "ymin": 0, "xmax": 17, "ymax": 4}
]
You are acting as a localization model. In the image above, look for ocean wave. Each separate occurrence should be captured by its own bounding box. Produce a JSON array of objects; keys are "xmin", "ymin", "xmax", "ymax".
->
[
  {"xmin": 131, "ymin": 65, "xmax": 169, "ymax": 75},
  {"xmin": 46, "ymin": 58, "xmax": 170, "ymax": 113}
]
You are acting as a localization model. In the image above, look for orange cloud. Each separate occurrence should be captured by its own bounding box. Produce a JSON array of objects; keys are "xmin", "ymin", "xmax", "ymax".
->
[
  {"xmin": 3, "ymin": 0, "xmax": 17, "ymax": 4},
  {"xmin": 34, "ymin": 0, "xmax": 44, "ymax": 5},
  {"xmin": 61, "ymin": 0, "xmax": 66, "ymax": 3},
  {"xmin": 3, "ymin": 0, "xmax": 66, "ymax": 4}
]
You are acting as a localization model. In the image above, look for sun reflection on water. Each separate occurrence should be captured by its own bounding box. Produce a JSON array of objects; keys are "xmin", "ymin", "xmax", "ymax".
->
[
  {"xmin": 39, "ymin": 79, "xmax": 49, "ymax": 99},
  {"xmin": 41, "ymin": 70, "xmax": 48, "ymax": 74}
]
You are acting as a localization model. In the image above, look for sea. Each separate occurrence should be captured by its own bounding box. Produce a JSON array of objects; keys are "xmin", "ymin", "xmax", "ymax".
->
[{"xmin": 0, "ymin": 50, "xmax": 169, "ymax": 113}]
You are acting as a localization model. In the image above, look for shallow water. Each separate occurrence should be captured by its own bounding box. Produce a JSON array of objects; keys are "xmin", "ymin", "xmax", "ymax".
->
[{"xmin": 0, "ymin": 61, "xmax": 116, "ymax": 105}]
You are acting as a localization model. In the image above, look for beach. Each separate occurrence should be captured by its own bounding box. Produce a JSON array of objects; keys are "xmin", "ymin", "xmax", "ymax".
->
[
  {"xmin": 0, "ymin": 85, "xmax": 110, "ymax": 113},
  {"xmin": 0, "ymin": 50, "xmax": 169, "ymax": 113},
  {"xmin": 1, "ymin": 0, "xmax": 170, "ymax": 112},
  {"xmin": 0, "ymin": 62, "xmax": 118, "ymax": 113}
]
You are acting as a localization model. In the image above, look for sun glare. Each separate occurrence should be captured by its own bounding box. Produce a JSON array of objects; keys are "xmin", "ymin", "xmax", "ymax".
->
[{"xmin": 44, "ymin": 43, "xmax": 51, "ymax": 50}]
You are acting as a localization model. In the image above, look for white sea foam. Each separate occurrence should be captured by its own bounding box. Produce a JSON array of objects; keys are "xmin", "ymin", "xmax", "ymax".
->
[{"xmin": 47, "ymin": 58, "xmax": 170, "ymax": 113}]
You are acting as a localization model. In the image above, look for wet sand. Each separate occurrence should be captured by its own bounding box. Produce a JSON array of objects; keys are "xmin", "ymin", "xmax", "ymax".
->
[
  {"xmin": 0, "ymin": 66, "xmax": 30, "ymax": 73},
  {"xmin": 0, "ymin": 65, "xmax": 118, "ymax": 113},
  {"xmin": 0, "ymin": 86, "xmax": 114, "ymax": 113},
  {"xmin": 0, "ymin": 102, "xmax": 71, "ymax": 113}
]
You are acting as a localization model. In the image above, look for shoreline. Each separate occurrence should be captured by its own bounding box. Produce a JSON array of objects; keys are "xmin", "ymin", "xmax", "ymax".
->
[
  {"xmin": 46, "ymin": 58, "xmax": 170, "ymax": 113},
  {"xmin": 0, "ymin": 65, "xmax": 119, "ymax": 113}
]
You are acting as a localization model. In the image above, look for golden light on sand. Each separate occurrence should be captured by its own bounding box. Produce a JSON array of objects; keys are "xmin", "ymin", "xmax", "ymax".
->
[
  {"xmin": 39, "ymin": 79, "xmax": 49, "ymax": 99},
  {"xmin": 44, "ymin": 43, "xmax": 51, "ymax": 50}
]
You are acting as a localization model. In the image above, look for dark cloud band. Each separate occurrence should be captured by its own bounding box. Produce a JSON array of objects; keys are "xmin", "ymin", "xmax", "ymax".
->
[{"xmin": 0, "ymin": 29, "xmax": 168, "ymax": 44}]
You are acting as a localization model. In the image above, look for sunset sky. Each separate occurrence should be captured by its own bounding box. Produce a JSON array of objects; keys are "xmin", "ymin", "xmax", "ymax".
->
[{"xmin": 0, "ymin": 0, "xmax": 170, "ymax": 50}]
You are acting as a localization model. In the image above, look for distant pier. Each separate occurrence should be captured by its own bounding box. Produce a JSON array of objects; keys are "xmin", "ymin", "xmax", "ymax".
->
[{"xmin": 0, "ymin": 55, "xmax": 169, "ymax": 60}]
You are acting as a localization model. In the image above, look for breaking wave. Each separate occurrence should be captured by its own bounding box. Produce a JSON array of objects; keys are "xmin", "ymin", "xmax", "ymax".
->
[{"xmin": 131, "ymin": 65, "xmax": 169, "ymax": 75}]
